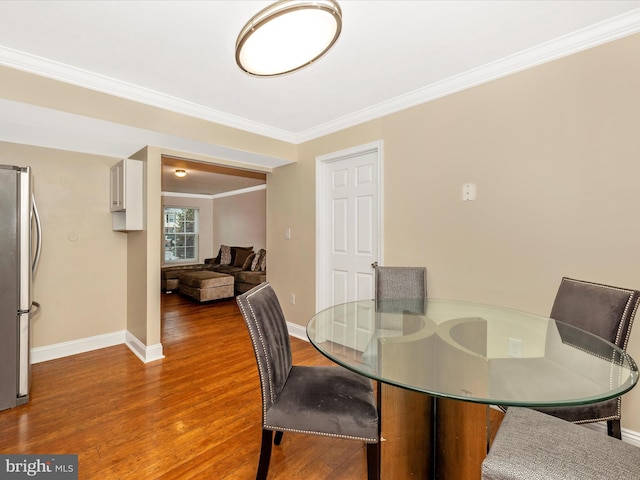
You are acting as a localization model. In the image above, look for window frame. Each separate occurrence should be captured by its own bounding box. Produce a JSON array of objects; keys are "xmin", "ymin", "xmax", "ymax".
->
[{"xmin": 163, "ymin": 206, "xmax": 199, "ymax": 264}]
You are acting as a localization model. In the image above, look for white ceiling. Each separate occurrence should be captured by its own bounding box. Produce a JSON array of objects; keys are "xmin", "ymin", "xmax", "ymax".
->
[{"xmin": 1, "ymin": 1, "xmax": 640, "ymax": 193}]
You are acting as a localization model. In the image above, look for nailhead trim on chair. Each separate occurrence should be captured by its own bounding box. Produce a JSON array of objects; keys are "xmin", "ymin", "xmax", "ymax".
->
[
  {"xmin": 263, "ymin": 424, "xmax": 378, "ymax": 443},
  {"xmin": 623, "ymin": 299, "xmax": 638, "ymax": 351},
  {"xmin": 237, "ymin": 283, "xmax": 276, "ymax": 426},
  {"xmin": 558, "ymin": 278, "xmax": 637, "ymax": 350},
  {"xmin": 540, "ymin": 277, "xmax": 640, "ymax": 427},
  {"xmin": 239, "ymin": 283, "xmax": 379, "ymax": 444}
]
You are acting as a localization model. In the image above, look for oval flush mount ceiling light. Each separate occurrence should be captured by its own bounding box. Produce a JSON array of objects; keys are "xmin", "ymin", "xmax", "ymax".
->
[
  {"xmin": 174, "ymin": 169, "xmax": 187, "ymax": 178},
  {"xmin": 236, "ymin": 0, "xmax": 342, "ymax": 77}
]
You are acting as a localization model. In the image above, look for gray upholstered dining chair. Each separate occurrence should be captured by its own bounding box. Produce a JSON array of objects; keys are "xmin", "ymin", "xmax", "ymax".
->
[
  {"xmin": 482, "ymin": 407, "xmax": 640, "ymax": 480},
  {"xmin": 534, "ymin": 277, "xmax": 640, "ymax": 439},
  {"xmin": 374, "ymin": 266, "xmax": 427, "ymax": 314},
  {"xmin": 236, "ymin": 282, "xmax": 380, "ymax": 480},
  {"xmin": 375, "ymin": 265, "xmax": 427, "ymax": 299},
  {"xmin": 360, "ymin": 266, "xmax": 427, "ymax": 370}
]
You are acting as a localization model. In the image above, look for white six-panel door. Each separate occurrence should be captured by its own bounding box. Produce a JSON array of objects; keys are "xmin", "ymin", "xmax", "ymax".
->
[
  {"xmin": 316, "ymin": 142, "xmax": 382, "ymax": 352},
  {"xmin": 316, "ymin": 142, "xmax": 382, "ymax": 311}
]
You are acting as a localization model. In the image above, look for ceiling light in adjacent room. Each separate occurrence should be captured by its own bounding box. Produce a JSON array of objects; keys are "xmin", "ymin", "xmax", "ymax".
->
[
  {"xmin": 175, "ymin": 169, "xmax": 187, "ymax": 178},
  {"xmin": 236, "ymin": 0, "xmax": 342, "ymax": 77}
]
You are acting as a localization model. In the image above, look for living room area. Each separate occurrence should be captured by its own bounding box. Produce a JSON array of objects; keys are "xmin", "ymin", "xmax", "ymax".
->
[{"xmin": 161, "ymin": 155, "xmax": 267, "ymax": 303}]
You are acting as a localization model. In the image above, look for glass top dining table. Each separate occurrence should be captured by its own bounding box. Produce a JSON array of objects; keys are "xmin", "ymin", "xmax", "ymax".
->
[{"xmin": 306, "ymin": 298, "xmax": 638, "ymax": 407}]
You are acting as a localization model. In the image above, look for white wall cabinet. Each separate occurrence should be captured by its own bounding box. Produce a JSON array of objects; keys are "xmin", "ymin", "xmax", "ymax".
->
[{"xmin": 110, "ymin": 158, "xmax": 143, "ymax": 231}]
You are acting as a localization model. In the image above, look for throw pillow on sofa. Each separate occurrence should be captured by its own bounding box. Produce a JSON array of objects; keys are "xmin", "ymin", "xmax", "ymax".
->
[
  {"xmin": 230, "ymin": 246, "xmax": 253, "ymax": 265},
  {"xmin": 234, "ymin": 248, "xmax": 254, "ymax": 268},
  {"xmin": 219, "ymin": 245, "xmax": 232, "ymax": 265},
  {"xmin": 242, "ymin": 253, "xmax": 256, "ymax": 270},
  {"xmin": 215, "ymin": 245, "xmax": 253, "ymax": 266},
  {"xmin": 252, "ymin": 249, "xmax": 266, "ymax": 272}
]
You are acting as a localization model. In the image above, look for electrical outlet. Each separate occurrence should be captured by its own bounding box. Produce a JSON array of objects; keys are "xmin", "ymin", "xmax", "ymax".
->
[
  {"xmin": 462, "ymin": 182, "xmax": 477, "ymax": 201},
  {"xmin": 508, "ymin": 338, "xmax": 522, "ymax": 357},
  {"xmin": 289, "ymin": 293, "xmax": 295, "ymax": 305}
]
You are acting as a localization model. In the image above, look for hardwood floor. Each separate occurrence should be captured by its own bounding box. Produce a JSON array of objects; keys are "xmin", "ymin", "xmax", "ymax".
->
[{"xmin": 0, "ymin": 293, "xmax": 369, "ymax": 479}]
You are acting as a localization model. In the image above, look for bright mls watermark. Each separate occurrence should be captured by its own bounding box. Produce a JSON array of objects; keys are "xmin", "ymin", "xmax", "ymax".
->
[{"xmin": 0, "ymin": 455, "xmax": 77, "ymax": 479}]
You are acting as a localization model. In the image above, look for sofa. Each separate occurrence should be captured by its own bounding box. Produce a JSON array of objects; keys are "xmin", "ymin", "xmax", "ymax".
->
[{"xmin": 161, "ymin": 245, "xmax": 266, "ymax": 295}]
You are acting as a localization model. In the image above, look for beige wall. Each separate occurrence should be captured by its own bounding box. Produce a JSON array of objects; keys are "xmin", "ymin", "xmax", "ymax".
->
[
  {"xmin": 267, "ymin": 33, "xmax": 640, "ymax": 432},
  {"xmin": 212, "ymin": 188, "xmax": 266, "ymax": 253},
  {"xmin": 0, "ymin": 142, "xmax": 127, "ymax": 347}
]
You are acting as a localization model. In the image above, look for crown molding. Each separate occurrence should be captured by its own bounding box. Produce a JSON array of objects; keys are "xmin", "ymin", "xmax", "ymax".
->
[
  {"xmin": 294, "ymin": 9, "xmax": 640, "ymax": 143},
  {"xmin": 210, "ymin": 184, "xmax": 266, "ymax": 199},
  {"xmin": 1, "ymin": 9, "xmax": 639, "ymax": 145},
  {"xmin": 162, "ymin": 184, "xmax": 266, "ymax": 200},
  {"xmin": 0, "ymin": 45, "xmax": 298, "ymax": 143}
]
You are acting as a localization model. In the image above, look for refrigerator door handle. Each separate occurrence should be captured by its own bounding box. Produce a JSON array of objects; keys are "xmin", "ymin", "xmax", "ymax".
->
[
  {"xmin": 32, "ymin": 194, "xmax": 42, "ymax": 276},
  {"xmin": 30, "ymin": 301, "xmax": 40, "ymax": 315},
  {"xmin": 19, "ymin": 168, "xmax": 31, "ymax": 311}
]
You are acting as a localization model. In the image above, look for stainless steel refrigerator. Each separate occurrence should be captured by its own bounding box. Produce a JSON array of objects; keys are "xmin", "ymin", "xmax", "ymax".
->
[{"xmin": 0, "ymin": 164, "xmax": 42, "ymax": 411}]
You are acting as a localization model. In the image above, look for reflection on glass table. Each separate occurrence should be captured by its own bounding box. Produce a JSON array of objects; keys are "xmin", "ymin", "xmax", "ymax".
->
[
  {"xmin": 307, "ymin": 298, "xmax": 638, "ymax": 480},
  {"xmin": 307, "ymin": 298, "xmax": 638, "ymax": 407}
]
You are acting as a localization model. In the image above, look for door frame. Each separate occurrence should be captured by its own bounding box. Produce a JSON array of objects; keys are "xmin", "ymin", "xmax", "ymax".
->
[{"xmin": 315, "ymin": 140, "xmax": 384, "ymax": 312}]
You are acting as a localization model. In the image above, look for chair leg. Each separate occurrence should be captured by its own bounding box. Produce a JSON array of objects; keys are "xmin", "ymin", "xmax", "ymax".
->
[
  {"xmin": 607, "ymin": 419, "xmax": 622, "ymax": 440},
  {"xmin": 274, "ymin": 431, "xmax": 284, "ymax": 445},
  {"xmin": 366, "ymin": 442, "xmax": 380, "ymax": 480},
  {"xmin": 256, "ymin": 429, "xmax": 273, "ymax": 480}
]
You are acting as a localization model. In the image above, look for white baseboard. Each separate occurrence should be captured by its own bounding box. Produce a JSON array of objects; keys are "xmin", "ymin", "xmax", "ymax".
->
[
  {"xmin": 583, "ymin": 421, "xmax": 640, "ymax": 447},
  {"xmin": 31, "ymin": 331, "xmax": 127, "ymax": 364},
  {"xmin": 287, "ymin": 321, "xmax": 308, "ymax": 341},
  {"xmin": 624, "ymin": 427, "xmax": 640, "ymax": 447},
  {"xmin": 31, "ymin": 330, "xmax": 164, "ymax": 364},
  {"xmin": 125, "ymin": 331, "xmax": 165, "ymax": 363}
]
